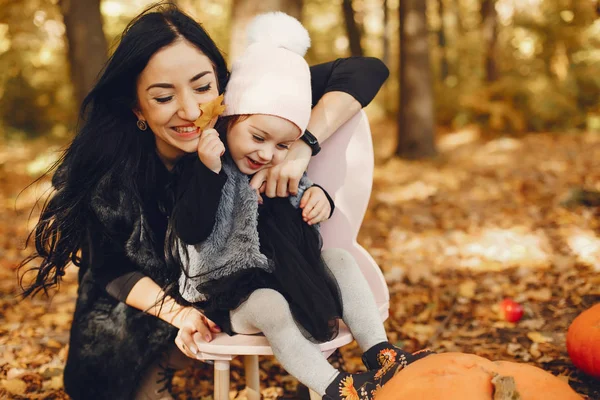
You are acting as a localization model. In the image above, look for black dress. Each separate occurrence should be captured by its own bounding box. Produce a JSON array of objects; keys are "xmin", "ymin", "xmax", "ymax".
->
[{"xmin": 171, "ymin": 157, "xmax": 343, "ymax": 343}]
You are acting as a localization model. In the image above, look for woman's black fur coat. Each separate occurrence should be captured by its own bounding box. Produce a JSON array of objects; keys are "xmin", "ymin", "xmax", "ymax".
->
[{"xmin": 63, "ymin": 159, "xmax": 187, "ymax": 400}]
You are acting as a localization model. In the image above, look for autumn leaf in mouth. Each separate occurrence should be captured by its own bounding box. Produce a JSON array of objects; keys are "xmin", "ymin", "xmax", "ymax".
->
[{"xmin": 195, "ymin": 94, "xmax": 226, "ymax": 130}]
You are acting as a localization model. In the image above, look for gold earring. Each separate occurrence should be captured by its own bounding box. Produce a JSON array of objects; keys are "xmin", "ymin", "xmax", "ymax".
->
[{"xmin": 136, "ymin": 120, "xmax": 148, "ymax": 131}]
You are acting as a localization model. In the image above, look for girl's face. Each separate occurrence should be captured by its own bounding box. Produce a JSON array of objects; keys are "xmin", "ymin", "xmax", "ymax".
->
[
  {"xmin": 227, "ymin": 114, "xmax": 300, "ymax": 175},
  {"xmin": 134, "ymin": 39, "xmax": 219, "ymax": 165}
]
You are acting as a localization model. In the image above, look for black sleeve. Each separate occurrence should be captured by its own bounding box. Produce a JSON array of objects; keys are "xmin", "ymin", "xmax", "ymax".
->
[
  {"xmin": 105, "ymin": 271, "xmax": 146, "ymax": 301},
  {"xmin": 84, "ymin": 216, "xmax": 146, "ymax": 302},
  {"xmin": 311, "ymin": 184, "xmax": 335, "ymax": 218},
  {"xmin": 86, "ymin": 223, "xmax": 147, "ymax": 302},
  {"xmin": 309, "ymin": 57, "xmax": 389, "ymax": 108},
  {"xmin": 87, "ymin": 180, "xmax": 147, "ymax": 301},
  {"xmin": 171, "ymin": 156, "xmax": 227, "ymax": 245},
  {"xmin": 91, "ymin": 246, "xmax": 143, "ymax": 302}
]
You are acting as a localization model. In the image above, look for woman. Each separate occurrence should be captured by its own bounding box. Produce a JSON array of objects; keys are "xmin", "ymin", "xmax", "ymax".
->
[{"xmin": 18, "ymin": 3, "xmax": 389, "ymax": 400}]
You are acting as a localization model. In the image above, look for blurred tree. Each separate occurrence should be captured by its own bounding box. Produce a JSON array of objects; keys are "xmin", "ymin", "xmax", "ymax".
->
[
  {"xmin": 475, "ymin": 0, "xmax": 600, "ymax": 132},
  {"xmin": 60, "ymin": 0, "xmax": 107, "ymax": 107},
  {"xmin": 437, "ymin": 0, "xmax": 449, "ymax": 81},
  {"xmin": 342, "ymin": 0, "xmax": 363, "ymax": 56},
  {"xmin": 397, "ymin": 0, "xmax": 436, "ymax": 159},
  {"xmin": 0, "ymin": 0, "xmax": 75, "ymax": 138},
  {"xmin": 229, "ymin": 0, "xmax": 303, "ymax": 60},
  {"xmin": 382, "ymin": 0, "xmax": 390, "ymax": 65},
  {"xmin": 0, "ymin": 71, "xmax": 52, "ymax": 134},
  {"xmin": 450, "ymin": 0, "xmax": 465, "ymax": 36},
  {"xmin": 481, "ymin": 0, "xmax": 498, "ymax": 82}
]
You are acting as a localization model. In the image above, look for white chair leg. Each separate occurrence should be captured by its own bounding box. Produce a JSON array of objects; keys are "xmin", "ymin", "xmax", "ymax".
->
[
  {"xmin": 309, "ymin": 388, "xmax": 322, "ymax": 400},
  {"xmin": 214, "ymin": 360, "xmax": 230, "ymax": 400},
  {"xmin": 243, "ymin": 355, "xmax": 260, "ymax": 400}
]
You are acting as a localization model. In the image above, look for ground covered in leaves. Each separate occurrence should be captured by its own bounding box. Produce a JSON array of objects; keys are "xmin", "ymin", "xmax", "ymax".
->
[{"xmin": 1, "ymin": 125, "xmax": 599, "ymax": 399}]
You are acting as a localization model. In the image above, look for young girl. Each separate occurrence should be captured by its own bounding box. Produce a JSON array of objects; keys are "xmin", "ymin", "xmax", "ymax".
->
[{"xmin": 170, "ymin": 12, "xmax": 430, "ymax": 400}]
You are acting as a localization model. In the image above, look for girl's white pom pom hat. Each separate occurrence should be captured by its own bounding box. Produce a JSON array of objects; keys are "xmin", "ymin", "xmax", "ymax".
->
[{"xmin": 222, "ymin": 12, "xmax": 312, "ymax": 133}]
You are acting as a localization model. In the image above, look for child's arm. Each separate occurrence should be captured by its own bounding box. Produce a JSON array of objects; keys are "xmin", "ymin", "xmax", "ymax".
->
[
  {"xmin": 197, "ymin": 128, "xmax": 225, "ymax": 174},
  {"xmin": 171, "ymin": 155, "xmax": 227, "ymax": 245},
  {"xmin": 289, "ymin": 173, "xmax": 336, "ymax": 225},
  {"xmin": 300, "ymin": 185, "xmax": 335, "ymax": 225}
]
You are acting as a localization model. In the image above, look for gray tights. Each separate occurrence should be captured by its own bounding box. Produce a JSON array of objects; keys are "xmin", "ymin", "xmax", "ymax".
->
[{"xmin": 230, "ymin": 248, "xmax": 387, "ymax": 395}]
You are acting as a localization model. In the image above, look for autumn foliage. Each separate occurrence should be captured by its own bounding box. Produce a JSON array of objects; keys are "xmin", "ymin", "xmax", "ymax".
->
[{"xmin": 1, "ymin": 129, "xmax": 599, "ymax": 398}]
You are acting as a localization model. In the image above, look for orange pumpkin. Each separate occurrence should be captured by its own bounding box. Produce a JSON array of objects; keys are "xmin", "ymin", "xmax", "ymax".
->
[
  {"xmin": 567, "ymin": 303, "xmax": 600, "ymax": 378},
  {"xmin": 375, "ymin": 352, "xmax": 581, "ymax": 400}
]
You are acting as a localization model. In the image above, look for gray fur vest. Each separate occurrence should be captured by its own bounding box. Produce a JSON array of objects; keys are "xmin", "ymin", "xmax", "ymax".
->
[{"xmin": 178, "ymin": 158, "xmax": 311, "ymax": 303}]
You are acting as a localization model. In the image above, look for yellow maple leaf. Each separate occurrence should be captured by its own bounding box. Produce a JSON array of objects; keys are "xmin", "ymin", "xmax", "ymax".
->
[
  {"xmin": 1, "ymin": 379, "xmax": 27, "ymax": 395},
  {"xmin": 195, "ymin": 94, "xmax": 226, "ymax": 130}
]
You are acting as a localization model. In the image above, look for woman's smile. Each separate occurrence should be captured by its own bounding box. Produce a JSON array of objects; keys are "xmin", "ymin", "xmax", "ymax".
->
[{"xmin": 171, "ymin": 124, "xmax": 201, "ymax": 139}]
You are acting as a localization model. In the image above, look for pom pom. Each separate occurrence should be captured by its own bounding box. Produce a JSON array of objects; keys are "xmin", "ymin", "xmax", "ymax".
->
[{"xmin": 246, "ymin": 12, "xmax": 310, "ymax": 57}]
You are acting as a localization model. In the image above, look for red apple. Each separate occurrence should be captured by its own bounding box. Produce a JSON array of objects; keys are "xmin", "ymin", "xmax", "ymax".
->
[{"xmin": 500, "ymin": 298, "xmax": 524, "ymax": 322}]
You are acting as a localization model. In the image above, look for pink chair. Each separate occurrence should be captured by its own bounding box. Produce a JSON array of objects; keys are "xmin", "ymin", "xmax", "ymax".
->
[{"xmin": 193, "ymin": 110, "xmax": 390, "ymax": 400}]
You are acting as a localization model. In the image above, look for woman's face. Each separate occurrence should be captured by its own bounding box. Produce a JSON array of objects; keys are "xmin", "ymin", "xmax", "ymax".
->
[
  {"xmin": 134, "ymin": 39, "xmax": 219, "ymax": 165},
  {"xmin": 227, "ymin": 114, "xmax": 300, "ymax": 175}
]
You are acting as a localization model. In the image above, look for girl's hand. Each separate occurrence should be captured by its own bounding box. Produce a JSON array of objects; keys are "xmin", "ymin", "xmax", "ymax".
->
[
  {"xmin": 299, "ymin": 186, "xmax": 331, "ymax": 225},
  {"xmin": 249, "ymin": 141, "xmax": 312, "ymax": 198},
  {"xmin": 197, "ymin": 128, "xmax": 225, "ymax": 174},
  {"xmin": 173, "ymin": 307, "xmax": 221, "ymax": 359}
]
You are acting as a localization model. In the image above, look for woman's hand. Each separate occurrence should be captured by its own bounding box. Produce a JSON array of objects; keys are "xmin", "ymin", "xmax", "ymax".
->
[
  {"xmin": 197, "ymin": 128, "xmax": 225, "ymax": 174},
  {"xmin": 300, "ymin": 186, "xmax": 332, "ymax": 225},
  {"xmin": 173, "ymin": 307, "xmax": 221, "ymax": 358},
  {"xmin": 124, "ymin": 278, "xmax": 221, "ymax": 358},
  {"xmin": 249, "ymin": 141, "xmax": 312, "ymax": 198}
]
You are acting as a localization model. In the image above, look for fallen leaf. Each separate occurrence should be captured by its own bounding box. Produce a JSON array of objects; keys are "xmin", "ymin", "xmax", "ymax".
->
[
  {"xmin": 1, "ymin": 378, "xmax": 27, "ymax": 395},
  {"xmin": 527, "ymin": 331, "xmax": 553, "ymax": 344},
  {"xmin": 6, "ymin": 368, "xmax": 27, "ymax": 380},
  {"xmin": 459, "ymin": 280, "xmax": 477, "ymax": 299}
]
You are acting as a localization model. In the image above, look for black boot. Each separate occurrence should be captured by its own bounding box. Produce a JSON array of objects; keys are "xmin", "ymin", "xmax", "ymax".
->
[
  {"xmin": 361, "ymin": 341, "xmax": 433, "ymax": 371},
  {"xmin": 323, "ymin": 371, "xmax": 378, "ymax": 400},
  {"xmin": 323, "ymin": 361, "xmax": 403, "ymax": 400}
]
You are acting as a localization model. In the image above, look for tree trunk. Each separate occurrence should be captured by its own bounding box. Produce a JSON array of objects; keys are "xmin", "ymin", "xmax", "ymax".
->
[
  {"xmin": 397, "ymin": 0, "xmax": 437, "ymax": 159},
  {"xmin": 383, "ymin": 0, "xmax": 390, "ymax": 66},
  {"xmin": 437, "ymin": 0, "xmax": 449, "ymax": 81},
  {"xmin": 451, "ymin": 0, "xmax": 465, "ymax": 36},
  {"xmin": 342, "ymin": 0, "xmax": 363, "ymax": 57},
  {"xmin": 382, "ymin": 0, "xmax": 393, "ymax": 116},
  {"xmin": 60, "ymin": 0, "xmax": 107, "ymax": 108},
  {"xmin": 229, "ymin": 0, "xmax": 303, "ymax": 62},
  {"xmin": 481, "ymin": 0, "xmax": 498, "ymax": 82}
]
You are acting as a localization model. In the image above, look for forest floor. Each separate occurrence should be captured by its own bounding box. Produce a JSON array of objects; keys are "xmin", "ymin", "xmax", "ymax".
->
[{"xmin": 1, "ymin": 122, "xmax": 599, "ymax": 399}]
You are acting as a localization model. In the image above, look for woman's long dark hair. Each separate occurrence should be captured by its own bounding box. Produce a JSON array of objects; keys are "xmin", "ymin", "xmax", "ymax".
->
[{"xmin": 18, "ymin": 2, "xmax": 229, "ymax": 297}]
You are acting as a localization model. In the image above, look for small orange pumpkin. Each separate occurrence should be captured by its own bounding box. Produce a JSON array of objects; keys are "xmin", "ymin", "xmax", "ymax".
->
[
  {"xmin": 567, "ymin": 303, "xmax": 600, "ymax": 378},
  {"xmin": 375, "ymin": 352, "xmax": 581, "ymax": 400}
]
